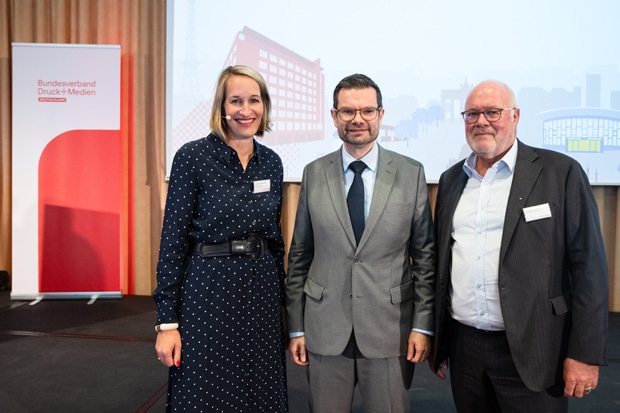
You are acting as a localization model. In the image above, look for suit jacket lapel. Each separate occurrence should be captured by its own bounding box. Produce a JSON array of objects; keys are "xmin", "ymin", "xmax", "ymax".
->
[
  {"xmin": 360, "ymin": 147, "xmax": 395, "ymax": 249},
  {"xmin": 324, "ymin": 150, "xmax": 357, "ymax": 245},
  {"xmin": 443, "ymin": 167, "xmax": 468, "ymax": 226},
  {"xmin": 500, "ymin": 141, "xmax": 542, "ymax": 262}
]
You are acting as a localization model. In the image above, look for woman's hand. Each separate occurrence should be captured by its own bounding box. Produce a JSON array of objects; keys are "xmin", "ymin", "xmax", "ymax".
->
[{"xmin": 155, "ymin": 329, "xmax": 182, "ymax": 367}]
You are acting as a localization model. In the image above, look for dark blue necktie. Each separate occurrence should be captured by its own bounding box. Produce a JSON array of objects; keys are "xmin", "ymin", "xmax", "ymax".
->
[{"xmin": 347, "ymin": 160, "xmax": 366, "ymax": 245}]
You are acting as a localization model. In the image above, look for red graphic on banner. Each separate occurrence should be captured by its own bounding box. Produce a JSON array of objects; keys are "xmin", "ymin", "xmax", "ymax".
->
[{"xmin": 38, "ymin": 130, "xmax": 121, "ymax": 293}]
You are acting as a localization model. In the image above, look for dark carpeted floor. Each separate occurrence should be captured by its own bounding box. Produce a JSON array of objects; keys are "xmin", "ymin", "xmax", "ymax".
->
[{"xmin": 0, "ymin": 291, "xmax": 618, "ymax": 412}]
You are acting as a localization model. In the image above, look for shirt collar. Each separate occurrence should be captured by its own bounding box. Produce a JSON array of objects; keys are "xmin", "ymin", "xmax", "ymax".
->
[
  {"xmin": 211, "ymin": 133, "xmax": 262, "ymax": 165},
  {"xmin": 342, "ymin": 143, "xmax": 379, "ymax": 173},
  {"xmin": 253, "ymin": 139, "xmax": 265, "ymax": 166},
  {"xmin": 463, "ymin": 140, "xmax": 518, "ymax": 178}
]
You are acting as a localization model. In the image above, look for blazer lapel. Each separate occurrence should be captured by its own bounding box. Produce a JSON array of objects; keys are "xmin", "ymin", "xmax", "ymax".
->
[
  {"xmin": 324, "ymin": 151, "xmax": 357, "ymax": 245},
  {"xmin": 442, "ymin": 166, "xmax": 469, "ymax": 228},
  {"xmin": 360, "ymin": 147, "xmax": 395, "ymax": 249},
  {"xmin": 500, "ymin": 141, "xmax": 542, "ymax": 261}
]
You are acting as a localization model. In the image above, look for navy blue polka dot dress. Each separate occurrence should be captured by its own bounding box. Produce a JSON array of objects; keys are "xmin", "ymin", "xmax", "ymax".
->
[{"xmin": 154, "ymin": 134, "xmax": 288, "ymax": 412}]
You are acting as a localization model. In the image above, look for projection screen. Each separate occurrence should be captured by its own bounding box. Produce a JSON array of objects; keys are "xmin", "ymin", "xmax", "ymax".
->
[{"xmin": 166, "ymin": 0, "xmax": 620, "ymax": 185}]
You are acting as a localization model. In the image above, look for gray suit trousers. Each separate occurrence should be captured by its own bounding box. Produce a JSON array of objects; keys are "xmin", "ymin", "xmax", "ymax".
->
[{"xmin": 307, "ymin": 332, "xmax": 414, "ymax": 413}]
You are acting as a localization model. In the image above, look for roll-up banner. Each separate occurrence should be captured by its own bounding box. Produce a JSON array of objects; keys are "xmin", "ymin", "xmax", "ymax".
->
[{"xmin": 11, "ymin": 43, "xmax": 121, "ymax": 301}]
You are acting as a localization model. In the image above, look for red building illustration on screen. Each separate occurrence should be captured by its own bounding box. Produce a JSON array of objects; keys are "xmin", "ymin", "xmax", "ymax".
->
[{"xmin": 173, "ymin": 26, "xmax": 325, "ymax": 149}]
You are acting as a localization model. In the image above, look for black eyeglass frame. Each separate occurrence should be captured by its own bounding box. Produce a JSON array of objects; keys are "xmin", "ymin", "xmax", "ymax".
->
[{"xmin": 460, "ymin": 107, "xmax": 516, "ymax": 124}]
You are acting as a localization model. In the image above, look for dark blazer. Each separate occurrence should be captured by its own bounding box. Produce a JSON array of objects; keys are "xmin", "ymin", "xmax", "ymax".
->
[
  {"xmin": 286, "ymin": 145, "xmax": 436, "ymax": 358},
  {"xmin": 432, "ymin": 140, "xmax": 609, "ymax": 391}
]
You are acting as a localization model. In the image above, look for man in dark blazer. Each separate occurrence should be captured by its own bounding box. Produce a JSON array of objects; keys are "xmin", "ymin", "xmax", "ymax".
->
[
  {"xmin": 431, "ymin": 80, "xmax": 609, "ymax": 412},
  {"xmin": 286, "ymin": 74, "xmax": 436, "ymax": 412}
]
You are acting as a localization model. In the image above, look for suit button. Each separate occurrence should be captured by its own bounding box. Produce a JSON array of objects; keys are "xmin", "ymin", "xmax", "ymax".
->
[{"xmin": 354, "ymin": 259, "xmax": 360, "ymax": 264}]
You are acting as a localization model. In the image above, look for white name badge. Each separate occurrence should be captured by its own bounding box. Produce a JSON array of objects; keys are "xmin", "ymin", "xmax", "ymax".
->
[
  {"xmin": 523, "ymin": 203, "xmax": 552, "ymax": 222},
  {"xmin": 253, "ymin": 179, "xmax": 271, "ymax": 194}
]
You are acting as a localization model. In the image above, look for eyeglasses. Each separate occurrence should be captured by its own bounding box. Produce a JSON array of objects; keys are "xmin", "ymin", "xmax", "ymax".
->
[
  {"xmin": 334, "ymin": 106, "xmax": 382, "ymax": 122},
  {"xmin": 460, "ymin": 108, "xmax": 516, "ymax": 124}
]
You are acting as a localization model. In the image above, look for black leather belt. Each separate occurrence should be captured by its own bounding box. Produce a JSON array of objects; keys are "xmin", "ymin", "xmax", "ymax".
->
[
  {"xmin": 191, "ymin": 234, "xmax": 265, "ymax": 261},
  {"xmin": 451, "ymin": 317, "xmax": 505, "ymax": 335}
]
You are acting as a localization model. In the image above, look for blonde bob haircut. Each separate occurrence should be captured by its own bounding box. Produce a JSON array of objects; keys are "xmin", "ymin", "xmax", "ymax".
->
[{"xmin": 209, "ymin": 65, "xmax": 272, "ymax": 142}]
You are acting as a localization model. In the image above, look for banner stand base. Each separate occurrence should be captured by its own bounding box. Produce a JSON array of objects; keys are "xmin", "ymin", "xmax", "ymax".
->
[{"xmin": 10, "ymin": 291, "xmax": 122, "ymax": 304}]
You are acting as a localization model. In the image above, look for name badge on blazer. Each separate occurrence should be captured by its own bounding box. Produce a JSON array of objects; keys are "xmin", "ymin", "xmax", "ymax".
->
[{"xmin": 523, "ymin": 203, "xmax": 552, "ymax": 222}]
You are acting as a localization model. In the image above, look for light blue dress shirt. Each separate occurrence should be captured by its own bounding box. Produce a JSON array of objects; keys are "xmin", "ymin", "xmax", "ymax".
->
[
  {"xmin": 449, "ymin": 143, "xmax": 518, "ymax": 331},
  {"xmin": 342, "ymin": 143, "xmax": 378, "ymax": 221}
]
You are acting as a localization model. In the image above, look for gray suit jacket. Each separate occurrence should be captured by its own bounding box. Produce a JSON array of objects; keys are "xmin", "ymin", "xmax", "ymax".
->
[
  {"xmin": 285, "ymin": 145, "xmax": 436, "ymax": 358},
  {"xmin": 432, "ymin": 140, "xmax": 609, "ymax": 391}
]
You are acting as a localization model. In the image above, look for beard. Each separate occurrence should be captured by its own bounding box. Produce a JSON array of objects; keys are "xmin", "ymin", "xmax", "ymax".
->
[{"xmin": 339, "ymin": 129, "xmax": 378, "ymax": 146}]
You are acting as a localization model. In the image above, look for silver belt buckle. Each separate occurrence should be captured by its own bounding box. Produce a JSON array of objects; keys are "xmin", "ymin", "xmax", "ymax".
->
[{"xmin": 230, "ymin": 240, "xmax": 246, "ymax": 255}]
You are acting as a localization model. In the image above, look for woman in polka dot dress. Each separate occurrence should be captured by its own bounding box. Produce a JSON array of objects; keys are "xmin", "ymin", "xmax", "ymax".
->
[{"xmin": 154, "ymin": 65, "xmax": 288, "ymax": 412}]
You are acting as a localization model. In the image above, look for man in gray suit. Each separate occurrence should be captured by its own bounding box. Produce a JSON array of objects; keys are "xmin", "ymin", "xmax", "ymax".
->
[
  {"xmin": 285, "ymin": 73, "xmax": 436, "ymax": 412},
  {"xmin": 430, "ymin": 80, "xmax": 609, "ymax": 412}
]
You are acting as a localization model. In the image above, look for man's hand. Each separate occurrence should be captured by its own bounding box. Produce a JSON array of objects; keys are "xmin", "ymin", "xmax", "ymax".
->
[
  {"xmin": 288, "ymin": 336, "xmax": 309, "ymax": 366},
  {"xmin": 427, "ymin": 351, "xmax": 449, "ymax": 380},
  {"xmin": 563, "ymin": 357, "xmax": 599, "ymax": 398},
  {"xmin": 406, "ymin": 331, "xmax": 430, "ymax": 363}
]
